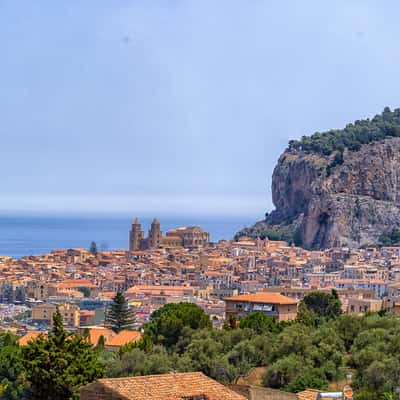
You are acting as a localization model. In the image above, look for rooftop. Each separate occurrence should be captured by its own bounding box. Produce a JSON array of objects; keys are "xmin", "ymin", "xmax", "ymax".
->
[
  {"xmin": 225, "ymin": 292, "xmax": 298, "ymax": 305},
  {"xmin": 80, "ymin": 372, "xmax": 246, "ymax": 400}
]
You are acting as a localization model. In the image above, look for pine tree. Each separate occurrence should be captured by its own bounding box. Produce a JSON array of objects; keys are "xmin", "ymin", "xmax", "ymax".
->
[
  {"xmin": 106, "ymin": 292, "xmax": 136, "ymax": 333},
  {"xmin": 23, "ymin": 308, "xmax": 104, "ymax": 400},
  {"xmin": 0, "ymin": 333, "xmax": 28, "ymax": 399}
]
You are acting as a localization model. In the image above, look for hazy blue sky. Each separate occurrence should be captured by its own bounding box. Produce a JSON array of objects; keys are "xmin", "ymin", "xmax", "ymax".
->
[{"xmin": 1, "ymin": 1, "xmax": 400, "ymax": 218}]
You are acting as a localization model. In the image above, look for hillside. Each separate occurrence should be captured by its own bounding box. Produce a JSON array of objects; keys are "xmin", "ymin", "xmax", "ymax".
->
[{"xmin": 238, "ymin": 108, "xmax": 400, "ymax": 249}]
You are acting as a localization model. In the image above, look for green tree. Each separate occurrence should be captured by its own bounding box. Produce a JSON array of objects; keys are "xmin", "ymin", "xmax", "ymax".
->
[
  {"xmin": 301, "ymin": 290, "xmax": 342, "ymax": 320},
  {"xmin": 288, "ymin": 108, "xmax": 400, "ymax": 156},
  {"xmin": 272, "ymin": 324, "xmax": 313, "ymax": 359},
  {"xmin": 239, "ymin": 312, "xmax": 278, "ymax": 334},
  {"xmin": 105, "ymin": 346, "xmax": 192, "ymax": 378},
  {"xmin": 106, "ymin": 292, "xmax": 136, "ymax": 333},
  {"xmin": 379, "ymin": 228, "xmax": 400, "ymax": 246},
  {"xmin": 226, "ymin": 339, "xmax": 265, "ymax": 376},
  {"xmin": 262, "ymin": 354, "xmax": 306, "ymax": 389},
  {"xmin": 23, "ymin": 309, "xmax": 104, "ymax": 400},
  {"xmin": 0, "ymin": 333, "xmax": 28, "ymax": 400},
  {"xmin": 334, "ymin": 314, "xmax": 363, "ymax": 351},
  {"xmin": 286, "ymin": 368, "xmax": 328, "ymax": 392},
  {"xmin": 296, "ymin": 302, "xmax": 318, "ymax": 326},
  {"xmin": 144, "ymin": 303, "xmax": 211, "ymax": 350}
]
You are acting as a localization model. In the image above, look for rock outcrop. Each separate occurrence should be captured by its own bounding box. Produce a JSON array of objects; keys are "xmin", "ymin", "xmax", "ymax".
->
[{"xmin": 240, "ymin": 137, "xmax": 400, "ymax": 249}]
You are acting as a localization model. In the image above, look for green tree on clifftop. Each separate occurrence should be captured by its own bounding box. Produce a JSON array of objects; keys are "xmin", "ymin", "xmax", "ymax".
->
[{"xmin": 288, "ymin": 107, "xmax": 400, "ymax": 156}]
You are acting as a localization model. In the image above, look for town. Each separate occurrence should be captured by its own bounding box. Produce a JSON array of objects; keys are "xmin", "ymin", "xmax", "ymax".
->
[{"xmin": 0, "ymin": 217, "xmax": 399, "ymax": 343}]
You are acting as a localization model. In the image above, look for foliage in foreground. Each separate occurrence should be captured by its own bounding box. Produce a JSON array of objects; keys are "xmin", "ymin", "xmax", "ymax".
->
[
  {"xmin": 1, "ymin": 298, "xmax": 400, "ymax": 399},
  {"xmin": 10, "ymin": 309, "xmax": 104, "ymax": 400},
  {"xmin": 104, "ymin": 299, "xmax": 400, "ymax": 399},
  {"xmin": 0, "ymin": 333, "xmax": 27, "ymax": 399}
]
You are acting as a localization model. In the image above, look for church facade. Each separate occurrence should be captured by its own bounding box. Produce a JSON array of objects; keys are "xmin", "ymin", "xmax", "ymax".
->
[{"xmin": 129, "ymin": 218, "xmax": 210, "ymax": 251}]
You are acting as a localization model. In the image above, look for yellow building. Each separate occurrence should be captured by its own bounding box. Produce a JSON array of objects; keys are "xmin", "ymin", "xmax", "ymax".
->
[
  {"xmin": 31, "ymin": 303, "xmax": 80, "ymax": 327},
  {"xmin": 345, "ymin": 298, "xmax": 382, "ymax": 315}
]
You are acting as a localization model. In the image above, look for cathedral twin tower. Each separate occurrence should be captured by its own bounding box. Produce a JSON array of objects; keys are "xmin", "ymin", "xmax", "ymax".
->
[
  {"xmin": 129, "ymin": 218, "xmax": 161, "ymax": 251},
  {"xmin": 129, "ymin": 218, "xmax": 210, "ymax": 251}
]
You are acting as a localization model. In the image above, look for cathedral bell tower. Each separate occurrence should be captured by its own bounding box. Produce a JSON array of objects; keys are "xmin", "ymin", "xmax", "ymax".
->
[
  {"xmin": 129, "ymin": 218, "xmax": 144, "ymax": 251},
  {"xmin": 149, "ymin": 218, "xmax": 162, "ymax": 248}
]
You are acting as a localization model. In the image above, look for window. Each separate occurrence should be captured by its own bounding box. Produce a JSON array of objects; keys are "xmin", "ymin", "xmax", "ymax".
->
[{"xmin": 253, "ymin": 304, "xmax": 273, "ymax": 312}]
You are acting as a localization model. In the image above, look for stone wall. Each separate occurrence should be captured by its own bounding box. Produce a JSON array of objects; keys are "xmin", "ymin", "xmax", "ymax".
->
[{"xmin": 228, "ymin": 384, "xmax": 297, "ymax": 400}]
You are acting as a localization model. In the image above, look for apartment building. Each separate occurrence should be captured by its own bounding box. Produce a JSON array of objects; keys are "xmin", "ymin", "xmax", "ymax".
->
[{"xmin": 225, "ymin": 292, "xmax": 298, "ymax": 322}]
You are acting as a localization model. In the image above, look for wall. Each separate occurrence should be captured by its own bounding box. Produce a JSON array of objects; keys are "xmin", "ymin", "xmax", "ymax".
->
[{"xmin": 228, "ymin": 384, "xmax": 297, "ymax": 400}]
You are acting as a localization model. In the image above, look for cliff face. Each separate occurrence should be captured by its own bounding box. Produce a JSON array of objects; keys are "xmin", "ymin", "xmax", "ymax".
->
[{"xmin": 243, "ymin": 137, "xmax": 400, "ymax": 249}]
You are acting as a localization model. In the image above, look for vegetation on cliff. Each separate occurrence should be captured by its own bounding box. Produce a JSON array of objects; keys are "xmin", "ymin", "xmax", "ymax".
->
[
  {"xmin": 234, "ymin": 223, "xmax": 295, "ymax": 243},
  {"xmin": 288, "ymin": 107, "xmax": 400, "ymax": 156},
  {"xmin": 379, "ymin": 228, "xmax": 400, "ymax": 247}
]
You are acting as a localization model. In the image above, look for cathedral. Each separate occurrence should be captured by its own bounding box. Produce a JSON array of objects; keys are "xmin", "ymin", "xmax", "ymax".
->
[{"xmin": 129, "ymin": 218, "xmax": 210, "ymax": 251}]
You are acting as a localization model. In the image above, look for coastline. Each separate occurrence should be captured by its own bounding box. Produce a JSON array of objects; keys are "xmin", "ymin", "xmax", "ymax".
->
[{"xmin": 0, "ymin": 214, "xmax": 254, "ymax": 258}]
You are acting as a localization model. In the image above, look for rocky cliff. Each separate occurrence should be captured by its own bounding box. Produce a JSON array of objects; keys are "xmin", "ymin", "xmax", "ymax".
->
[{"xmin": 239, "ymin": 110, "xmax": 400, "ymax": 249}]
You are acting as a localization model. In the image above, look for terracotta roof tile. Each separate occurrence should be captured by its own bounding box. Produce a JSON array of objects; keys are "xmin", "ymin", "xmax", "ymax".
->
[
  {"xmin": 18, "ymin": 331, "xmax": 46, "ymax": 346},
  {"xmin": 81, "ymin": 372, "xmax": 246, "ymax": 400},
  {"xmin": 106, "ymin": 330, "xmax": 142, "ymax": 347},
  {"xmin": 86, "ymin": 328, "xmax": 114, "ymax": 346},
  {"xmin": 225, "ymin": 292, "xmax": 298, "ymax": 305}
]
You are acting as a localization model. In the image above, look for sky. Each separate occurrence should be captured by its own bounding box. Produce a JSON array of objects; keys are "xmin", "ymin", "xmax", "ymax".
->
[{"xmin": 1, "ymin": 1, "xmax": 400, "ymax": 219}]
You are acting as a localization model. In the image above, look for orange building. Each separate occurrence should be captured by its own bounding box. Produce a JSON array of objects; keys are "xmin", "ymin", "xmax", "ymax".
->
[{"xmin": 225, "ymin": 292, "xmax": 298, "ymax": 322}]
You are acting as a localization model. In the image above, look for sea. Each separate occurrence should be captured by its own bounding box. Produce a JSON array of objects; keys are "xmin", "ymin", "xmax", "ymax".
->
[{"xmin": 0, "ymin": 214, "xmax": 255, "ymax": 259}]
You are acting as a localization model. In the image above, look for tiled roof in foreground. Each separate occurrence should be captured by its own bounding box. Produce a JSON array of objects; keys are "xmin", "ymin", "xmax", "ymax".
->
[{"xmin": 80, "ymin": 372, "xmax": 246, "ymax": 400}]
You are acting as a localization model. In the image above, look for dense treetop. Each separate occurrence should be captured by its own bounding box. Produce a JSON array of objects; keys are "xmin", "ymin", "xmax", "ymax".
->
[
  {"xmin": 144, "ymin": 302, "xmax": 212, "ymax": 349},
  {"xmin": 288, "ymin": 107, "xmax": 400, "ymax": 156}
]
